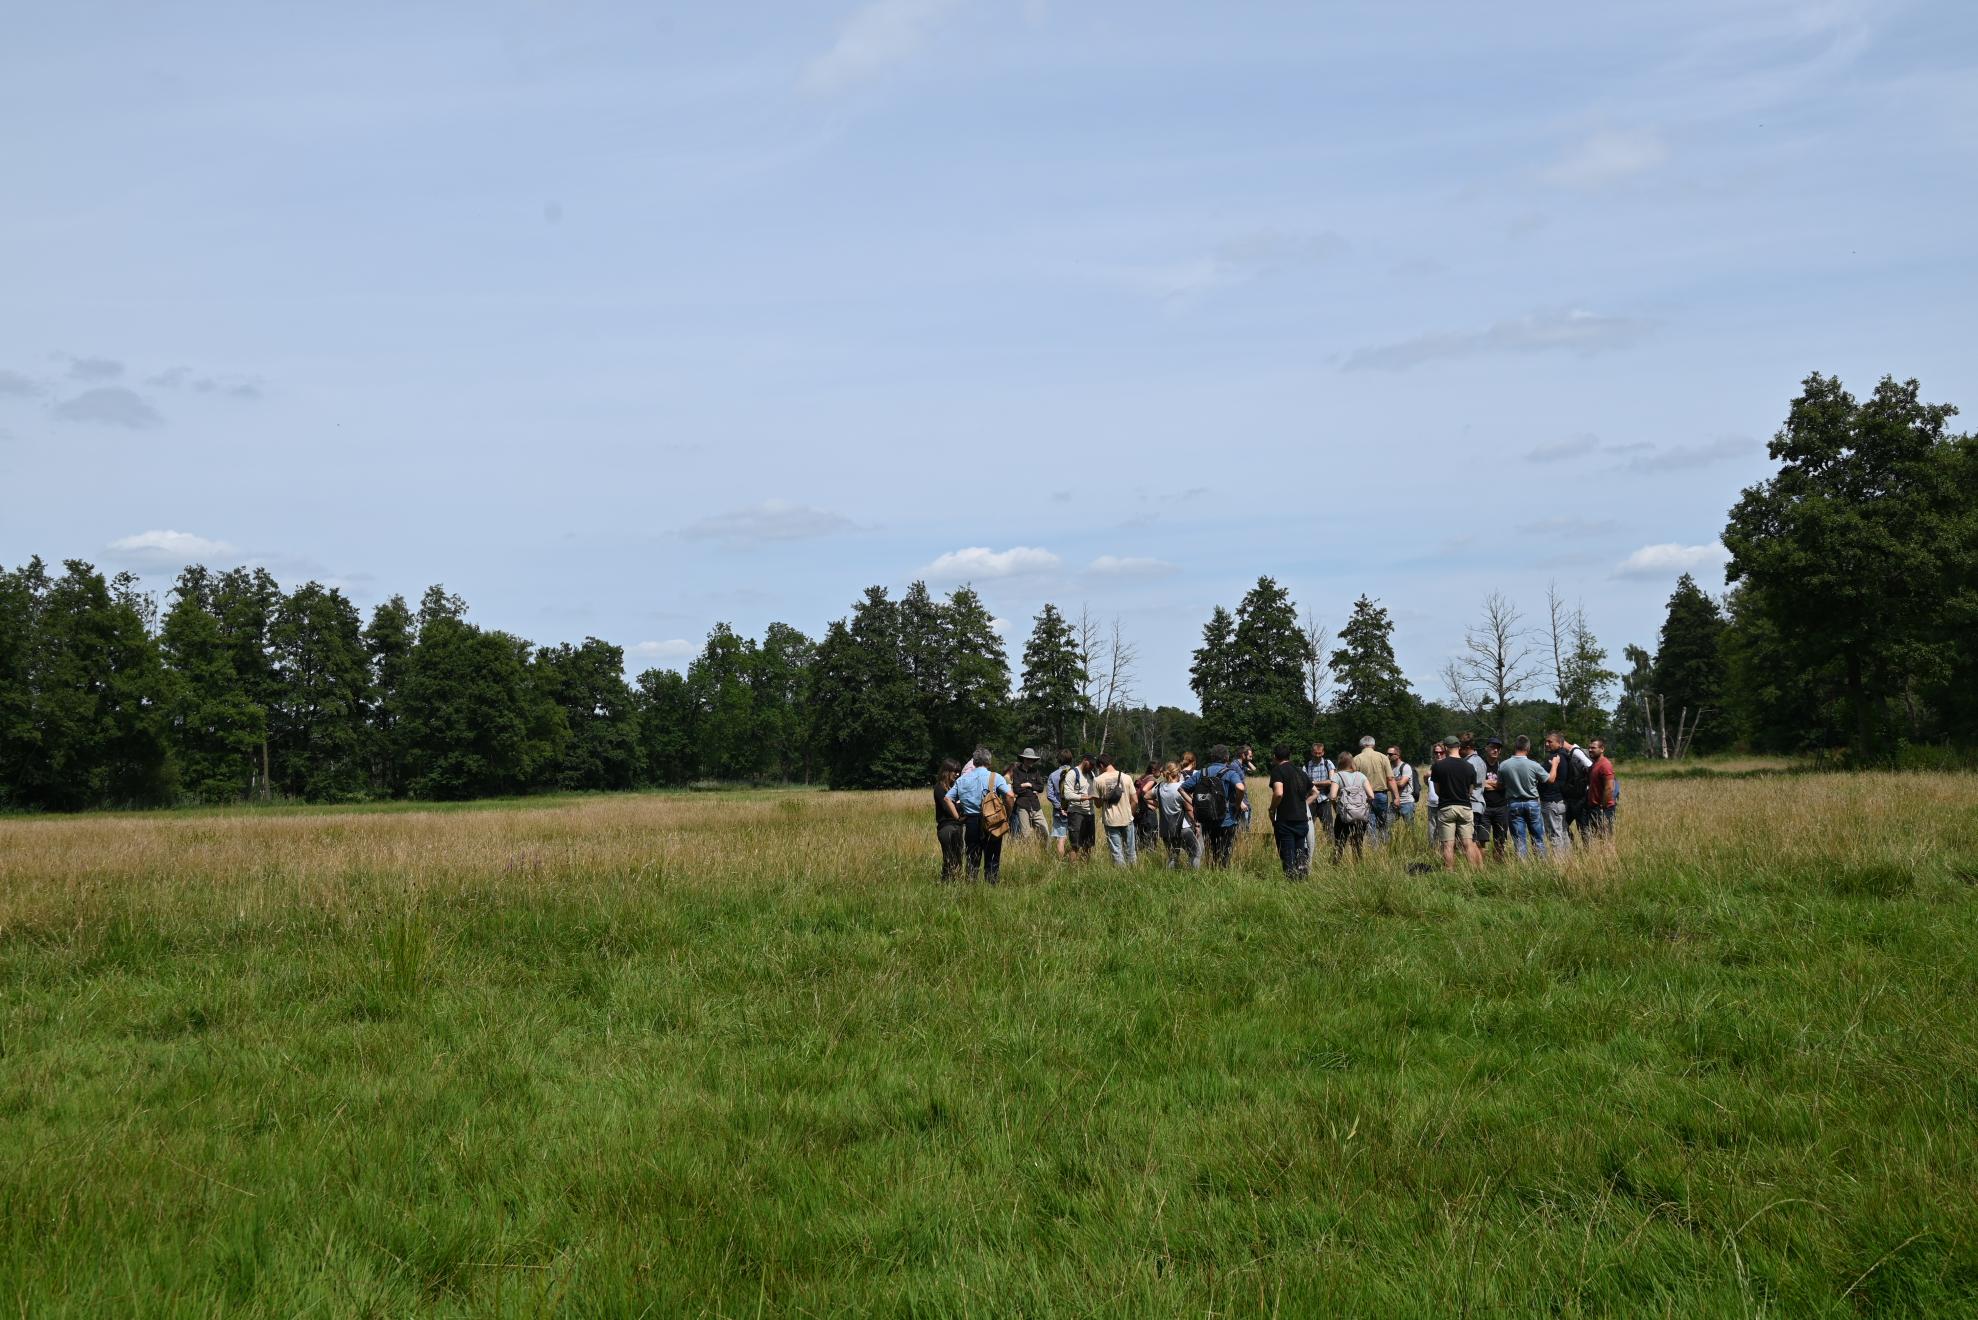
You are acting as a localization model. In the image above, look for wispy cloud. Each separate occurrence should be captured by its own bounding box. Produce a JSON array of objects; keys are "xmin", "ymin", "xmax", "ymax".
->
[
  {"xmin": 107, "ymin": 529, "xmax": 239, "ymax": 566},
  {"xmin": 0, "ymin": 369, "xmax": 41, "ymax": 398},
  {"xmin": 801, "ymin": 0, "xmax": 960, "ymax": 95},
  {"xmin": 681, "ymin": 500, "xmax": 856, "ymax": 545},
  {"xmin": 52, "ymin": 386, "xmax": 164, "ymax": 429},
  {"xmin": 1627, "ymin": 436, "xmax": 1757, "ymax": 472},
  {"xmin": 1085, "ymin": 554, "xmax": 1178, "ymax": 579},
  {"xmin": 1130, "ymin": 228, "xmax": 1347, "ymax": 303},
  {"xmin": 1346, "ymin": 308, "xmax": 1649, "ymax": 371},
  {"xmin": 923, "ymin": 545, "xmax": 1060, "ymax": 581},
  {"xmin": 64, "ymin": 355, "xmax": 125, "ymax": 382},
  {"xmin": 1540, "ymin": 128, "xmax": 1669, "ymax": 190},
  {"xmin": 1613, "ymin": 541, "xmax": 1728, "ymax": 580}
]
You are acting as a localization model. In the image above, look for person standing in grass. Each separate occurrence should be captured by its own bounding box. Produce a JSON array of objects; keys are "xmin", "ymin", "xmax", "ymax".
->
[
  {"xmin": 935, "ymin": 758, "xmax": 965, "ymax": 882},
  {"xmin": 1387, "ymin": 745, "xmax": 1416, "ymax": 835},
  {"xmin": 1330, "ymin": 752, "xmax": 1372, "ymax": 863},
  {"xmin": 1541, "ymin": 731, "xmax": 1592, "ymax": 855},
  {"xmin": 1185, "ymin": 744, "xmax": 1247, "ymax": 869},
  {"xmin": 1496, "ymin": 736, "xmax": 1549, "ymax": 860},
  {"xmin": 1428, "ymin": 738, "xmax": 1481, "ymax": 870},
  {"xmin": 1306, "ymin": 741, "xmax": 1335, "ymax": 841},
  {"xmin": 1155, "ymin": 762, "xmax": 1198, "ymax": 868},
  {"xmin": 1008, "ymin": 749, "xmax": 1048, "ymax": 844},
  {"xmin": 1586, "ymin": 738, "xmax": 1617, "ymax": 839},
  {"xmin": 1091, "ymin": 753, "xmax": 1140, "ymax": 866},
  {"xmin": 946, "ymin": 746, "xmax": 1015, "ymax": 882},
  {"xmin": 1135, "ymin": 761, "xmax": 1162, "ymax": 854},
  {"xmin": 1352, "ymin": 736, "xmax": 1393, "ymax": 843},
  {"xmin": 1267, "ymin": 744, "xmax": 1316, "ymax": 879}
]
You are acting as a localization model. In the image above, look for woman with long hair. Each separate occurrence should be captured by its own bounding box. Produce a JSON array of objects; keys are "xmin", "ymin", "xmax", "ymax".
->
[{"xmin": 935, "ymin": 758, "xmax": 964, "ymax": 882}]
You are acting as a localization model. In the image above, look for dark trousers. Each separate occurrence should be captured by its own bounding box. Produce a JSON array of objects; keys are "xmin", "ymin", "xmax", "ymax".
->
[
  {"xmin": 963, "ymin": 816, "xmax": 1003, "ymax": 883},
  {"xmin": 1332, "ymin": 815, "xmax": 1367, "ymax": 862},
  {"xmin": 1476, "ymin": 805, "xmax": 1510, "ymax": 858},
  {"xmin": 1204, "ymin": 823, "xmax": 1236, "ymax": 868},
  {"xmin": 1273, "ymin": 819, "xmax": 1309, "ymax": 878},
  {"xmin": 937, "ymin": 820, "xmax": 964, "ymax": 882}
]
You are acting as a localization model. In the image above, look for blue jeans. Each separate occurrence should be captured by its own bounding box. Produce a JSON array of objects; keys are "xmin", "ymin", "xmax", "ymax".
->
[
  {"xmin": 1395, "ymin": 800, "xmax": 1415, "ymax": 830},
  {"xmin": 1507, "ymin": 799, "xmax": 1547, "ymax": 859},
  {"xmin": 1371, "ymin": 792, "xmax": 1390, "ymax": 842},
  {"xmin": 1104, "ymin": 823, "xmax": 1137, "ymax": 866}
]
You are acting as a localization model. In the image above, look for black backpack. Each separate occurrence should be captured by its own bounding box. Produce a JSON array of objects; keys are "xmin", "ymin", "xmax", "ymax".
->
[
  {"xmin": 1190, "ymin": 764, "xmax": 1228, "ymax": 825},
  {"xmin": 1560, "ymin": 749, "xmax": 1591, "ymax": 799}
]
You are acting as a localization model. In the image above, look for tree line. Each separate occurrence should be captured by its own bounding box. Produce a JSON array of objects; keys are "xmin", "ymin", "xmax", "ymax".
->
[{"xmin": 2, "ymin": 373, "xmax": 1969, "ymax": 810}]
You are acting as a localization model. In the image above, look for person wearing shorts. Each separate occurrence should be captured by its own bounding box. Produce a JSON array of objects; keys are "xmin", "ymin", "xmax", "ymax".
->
[{"xmin": 1427, "ymin": 739, "xmax": 1481, "ymax": 869}]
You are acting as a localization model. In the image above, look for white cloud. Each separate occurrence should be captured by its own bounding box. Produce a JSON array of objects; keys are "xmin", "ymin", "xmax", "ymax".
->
[
  {"xmin": 1085, "ymin": 554, "xmax": 1178, "ymax": 579},
  {"xmin": 52, "ymin": 386, "xmax": 164, "ymax": 428},
  {"xmin": 1541, "ymin": 128, "xmax": 1669, "ymax": 190},
  {"xmin": 923, "ymin": 545, "xmax": 1060, "ymax": 581},
  {"xmin": 801, "ymin": 0, "xmax": 960, "ymax": 95},
  {"xmin": 1627, "ymin": 435, "xmax": 1757, "ymax": 472},
  {"xmin": 1346, "ymin": 308, "xmax": 1650, "ymax": 371},
  {"xmin": 627, "ymin": 638, "xmax": 696, "ymax": 666},
  {"xmin": 989, "ymin": 616, "xmax": 1007, "ymax": 635},
  {"xmin": 681, "ymin": 500, "xmax": 855, "ymax": 545},
  {"xmin": 1613, "ymin": 541, "xmax": 1729, "ymax": 580},
  {"xmin": 1129, "ymin": 229, "xmax": 1347, "ymax": 303},
  {"xmin": 107, "ymin": 529, "xmax": 239, "ymax": 566}
]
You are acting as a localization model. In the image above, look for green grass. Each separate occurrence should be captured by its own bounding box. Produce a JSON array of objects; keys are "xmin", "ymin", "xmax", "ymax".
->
[{"xmin": 3, "ymin": 781, "xmax": 1976, "ymax": 1315}]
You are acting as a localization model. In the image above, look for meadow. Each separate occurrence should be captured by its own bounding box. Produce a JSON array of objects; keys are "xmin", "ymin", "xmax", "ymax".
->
[{"xmin": 3, "ymin": 768, "xmax": 1976, "ymax": 1316}]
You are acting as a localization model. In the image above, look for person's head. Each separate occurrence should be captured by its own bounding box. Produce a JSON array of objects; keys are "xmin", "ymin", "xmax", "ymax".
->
[
  {"xmin": 1386, "ymin": 745, "xmax": 1402, "ymax": 763},
  {"xmin": 1310, "ymin": 741, "xmax": 1326, "ymax": 761},
  {"xmin": 1057, "ymin": 747, "xmax": 1074, "ymax": 767},
  {"xmin": 1590, "ymin": 738, "xmax": 1606, "ymax": 758},
  {"xmin": 1543, "ymin": 731, "xmax": 1563, "ymax": 753},
  {"xmin": 1240, "ymin": 743, "xmax": 1253, "ymax": 757},
  {"xmin": 1335, "ymin": 753, "xmax": 1354, "ymax": 771},
  {"xmin": 972, "ymin": 745, "xmax": 992, "ymax": 767},
  {"xmin": 1095, "ymin": 753, "xmax": 1114, "ymax": 771},
  {"xmin": 1180, "ymin": 750, "xmax": 1197, "ymax": 769},
  {"xmin": 938, "ymin": 757, "xmax": 961, "ymax": 787},
  {"xmin": 1079, "ymin": 755, "xmax": 1094, "ymax": 773},
  {"xmin": 1210, "ymin": 743, "xmax": 1230, "ymax": 766},
  {"xmin": 1485, "ymin": 737, "xmax": 1503, "ymax": 765},
  {"xmin": 1431, "ymin": 742, "xmax": 1445, "ymax": 760},
  {"xmin": 1161, "ymin": 760, "xmax": 1181, "ymax": 783},
  {"xmin": 1441, "ymin": 736, "xmax": 1461, "ymax": 760},
  {"xmin": 1272, "ymin": 743, "xmax": 1291, "ymax": 764},
  {"xmin": 1458, "ymin": 731, "xmax": 1476, "ymax": 754},
  {"xmin": 1514, "ymin": 735, "xmax": 1531, "ymax": 754},
  {"xmin": 1359, "ymin": 735, "xmax": 1377, "ymax": 750}
]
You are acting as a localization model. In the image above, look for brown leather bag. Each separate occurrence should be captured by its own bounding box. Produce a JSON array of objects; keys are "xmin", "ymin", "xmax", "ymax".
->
[{"xmin": 979, "ymin": 778, "xmax": 1011, "ymax": 838}]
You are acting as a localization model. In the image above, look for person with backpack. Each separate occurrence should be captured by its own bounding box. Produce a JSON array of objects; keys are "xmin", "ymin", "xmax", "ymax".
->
[
  {"xmin": 1045, "ymin": 748, "xmax": 1073, "ymax": 858},
  {"xmin": 1061, "ymin": 754, "xmax": 1098, "ymax": 860},
  {"xmin": 1330, "ymin": 752, "xmax": 1372, "ymax": 863},
  {"xmin": 1306, "ymin": 741, "xmax": 1335, "ymax": 839},
  {"xmin": 1135, "ymin": 761, "xmax": 1161, "ymax": 854},
  {"xmin": 1183, "ymin": 743, "xmax": 1247, "ymax": 868},
  {"xmin": 1090, "ymin": 753, "xmax": 1140, "ymax": 866},
  {"xmin": 1541, "ymin": 731, "xmax": 1592, "ymax": 855},
  {"xmin": 945, "ymin": 745, "xmax": 1015, "ymax": 882},
  {"xmin": 1154, "ymin": 761, "xmax": 1198, "ymax": 868},
  {"xmin": 1387, "ymin": 745, "xmax": 1417, "ymax": 834},
  {"xmin": 1007, "ymin": 749, "xmax": 1048, "ymax": 844},
  {"xmin": 1267, "ymin": 744, "xmax": 1316, "ymax": 879}
]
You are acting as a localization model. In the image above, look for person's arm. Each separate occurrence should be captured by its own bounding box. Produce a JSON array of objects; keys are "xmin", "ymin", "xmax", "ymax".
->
[{"xmin": 942, "ymin": 791, "xmax": 963, "ymax": 821}]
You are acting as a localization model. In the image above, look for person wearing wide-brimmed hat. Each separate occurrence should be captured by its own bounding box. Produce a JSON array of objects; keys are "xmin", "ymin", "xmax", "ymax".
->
[{"xmin": 1007, "ymin": 747, "xmax": 1048, "ymax": 843}]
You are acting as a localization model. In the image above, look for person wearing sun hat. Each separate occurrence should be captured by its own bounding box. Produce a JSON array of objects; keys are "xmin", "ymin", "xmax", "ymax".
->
[{"xmin": 1007, "ymin": 748, "xmax": 1048, "ymax": 842}]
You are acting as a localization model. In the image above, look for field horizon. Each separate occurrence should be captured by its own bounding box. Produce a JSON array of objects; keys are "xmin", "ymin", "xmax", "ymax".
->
[{"xmin": 4, "ymin": 771, "xmax": 1975, "ymax": 1314}]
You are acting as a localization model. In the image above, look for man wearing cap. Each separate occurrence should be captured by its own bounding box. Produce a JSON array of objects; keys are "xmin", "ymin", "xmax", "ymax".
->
[{"xmin": 1008, "ymin": 749, "xmax": 1048, "ymax": 843}]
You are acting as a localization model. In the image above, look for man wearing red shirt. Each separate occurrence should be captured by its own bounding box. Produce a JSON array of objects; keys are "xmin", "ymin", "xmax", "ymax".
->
[{"xmin": 1585, "ymin": 738, "xmax": 1617, "ymax": 839}]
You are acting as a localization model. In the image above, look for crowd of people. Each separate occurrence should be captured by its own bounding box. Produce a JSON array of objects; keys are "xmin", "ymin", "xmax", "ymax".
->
[{"xmin": 934, "ymin": 733, "xmax": 1621, "ymax": 882}]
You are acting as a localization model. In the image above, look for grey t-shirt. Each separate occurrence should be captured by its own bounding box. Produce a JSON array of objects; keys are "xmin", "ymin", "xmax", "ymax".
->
[
  {"xmin": 1465, "ymin": 753, "xmax": 1488, "ymax": 810},
  {"xmin": 1496, "ymin": 753, "xmax": 1546, "ymax": 801}
]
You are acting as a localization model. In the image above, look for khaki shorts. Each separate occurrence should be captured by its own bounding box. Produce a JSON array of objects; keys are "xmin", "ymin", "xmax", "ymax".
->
[{"xmin": 1434, "ymin": 804, "xmax": 1474, "ymax": 846}]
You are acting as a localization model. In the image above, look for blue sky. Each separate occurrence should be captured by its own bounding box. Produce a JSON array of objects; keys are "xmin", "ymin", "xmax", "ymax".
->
[{"xmin": 4, "ymin": 0, "xmax": 1975, "ymax": 707}]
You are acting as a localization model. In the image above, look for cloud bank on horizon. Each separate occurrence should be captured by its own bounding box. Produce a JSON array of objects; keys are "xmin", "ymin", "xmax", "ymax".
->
[{"xmin": 3, "ymin": 0, "xmax": 1973, "ymax": 702}]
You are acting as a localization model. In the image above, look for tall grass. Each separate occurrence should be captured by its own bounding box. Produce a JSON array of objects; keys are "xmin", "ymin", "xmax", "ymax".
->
[{"xmin": 2, "ymin": 776, "xmax": 1975, "ymax": 1314}]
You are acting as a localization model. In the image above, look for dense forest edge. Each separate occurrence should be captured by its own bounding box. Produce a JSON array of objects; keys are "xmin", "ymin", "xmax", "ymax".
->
[{"xmin": 3, "ymin": 371, "xmax": 1973, "ymax": 811}]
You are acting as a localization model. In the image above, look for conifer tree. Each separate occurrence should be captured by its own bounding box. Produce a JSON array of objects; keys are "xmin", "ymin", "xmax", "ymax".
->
[
  {"xmin": 1019, "ymin": 602, "xmax": 1088, "ymax": 751},
  {"xmin": 1228, "ymin": 576, "xmax": 1314, "ymax": 750},
  {"xmin": 1189, "ymin": 606, "xmax": 1239, "ymax": 746},
  {"xmin": 1329, "ymin": 595, "xmax": 1416, "ymax": 746}
]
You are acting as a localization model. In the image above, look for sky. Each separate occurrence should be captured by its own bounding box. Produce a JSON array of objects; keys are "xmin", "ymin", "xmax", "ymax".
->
[{"xmin": 4, "ymin": 0, "xmax": 1975, "ymax": 708}]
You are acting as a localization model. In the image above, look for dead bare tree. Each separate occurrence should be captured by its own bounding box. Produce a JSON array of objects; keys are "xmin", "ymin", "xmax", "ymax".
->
[
  {"xmin": 1076, "ymin": 604, "xmax": 1101, "ymax": 748},
  {"xmin": 1448, "ymin": 592, "xmax": 1541, "ymax": 742},
  {"xmin": 1300, "ymin": 609, "xmax": 1331, "ymax": 716},
  {"xmin": 1095, "ymin": 617, "xmax": 1139, "ymax": 755}
]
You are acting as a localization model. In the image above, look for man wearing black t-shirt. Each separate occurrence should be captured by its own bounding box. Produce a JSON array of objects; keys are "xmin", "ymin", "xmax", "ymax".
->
[
  {"xmin": 1267, "ymin": 744, "xmax": 1315, "ymax": 879},
  {"xmin": 1427, "ymin": 739, "xmax": 1481, "ymax": 869},
  {"xmin": 1008, "ymin": 749, "xmax": 1047, "ymax": 843}
]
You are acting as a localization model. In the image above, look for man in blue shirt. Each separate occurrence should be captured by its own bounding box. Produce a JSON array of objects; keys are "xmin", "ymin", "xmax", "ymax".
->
[
  {"xmin": 946, "ymin": 745, "xmax": 1015, "ymax": 882},
  {"xmin": 1494, "ymin": 736, "xmax": 1550, "ymax": 861},
  {"xmin": 1183, "ymin": 743, "xmax": 1247, "ymax": 869}
]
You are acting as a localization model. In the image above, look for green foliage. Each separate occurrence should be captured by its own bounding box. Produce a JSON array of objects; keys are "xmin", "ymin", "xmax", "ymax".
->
[
  {"xmin": 632, "ymin": 668, "xmax": 695, "ymax": 786},
  {"xmin": 537, "ymin": 638, "xmax": 642, "ymax": 791},
  {"xmin": 1019, "ymin": 603, "xmax": 1088, "ymax": 752},
  {"xmin": 1188, "ymin": 606, "xmax": 1239, "ymax": 746},
  {"xmin": 1651, "ymin": 574, "xmax": 1728, "ymax": 753},
  {"xmin": 937, "ymin": 585, "xmax": 1010, "ymax": 755},
  {"xmin": 1329, "ymin": 595, "xmax": 1418, "ymax": 745},
  {"xmin": 159, "ymin": 571, "xmax": 265, "ymax": 803},
  {"xmin": 754, "ymin": 622, "xmax": 815, "ymax": 783},
  {"xmin": 400, "ymin": 613, "xmax": 568, "ymax": 800},
  {"xmin": 269, "ymin": 582, "xmax": 372, "ymax": 801},
  {"xmin": 686, "ymin": 624, "xmax": 761, "ymax": 781},
  {"xmin": 1228, "ymin": 576, "xmax": 1315, "ymax": 751},
  {"xmin": 808, "ymin": 589, "xmax": 931, "ymax": 789},
  {"xmin": 1724, "ymin": 373, "xmax": 1974, "ymax": 752},
  {"xmin": 362, "ymin": 595, "xmax": 415, "ymax": 797}
]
